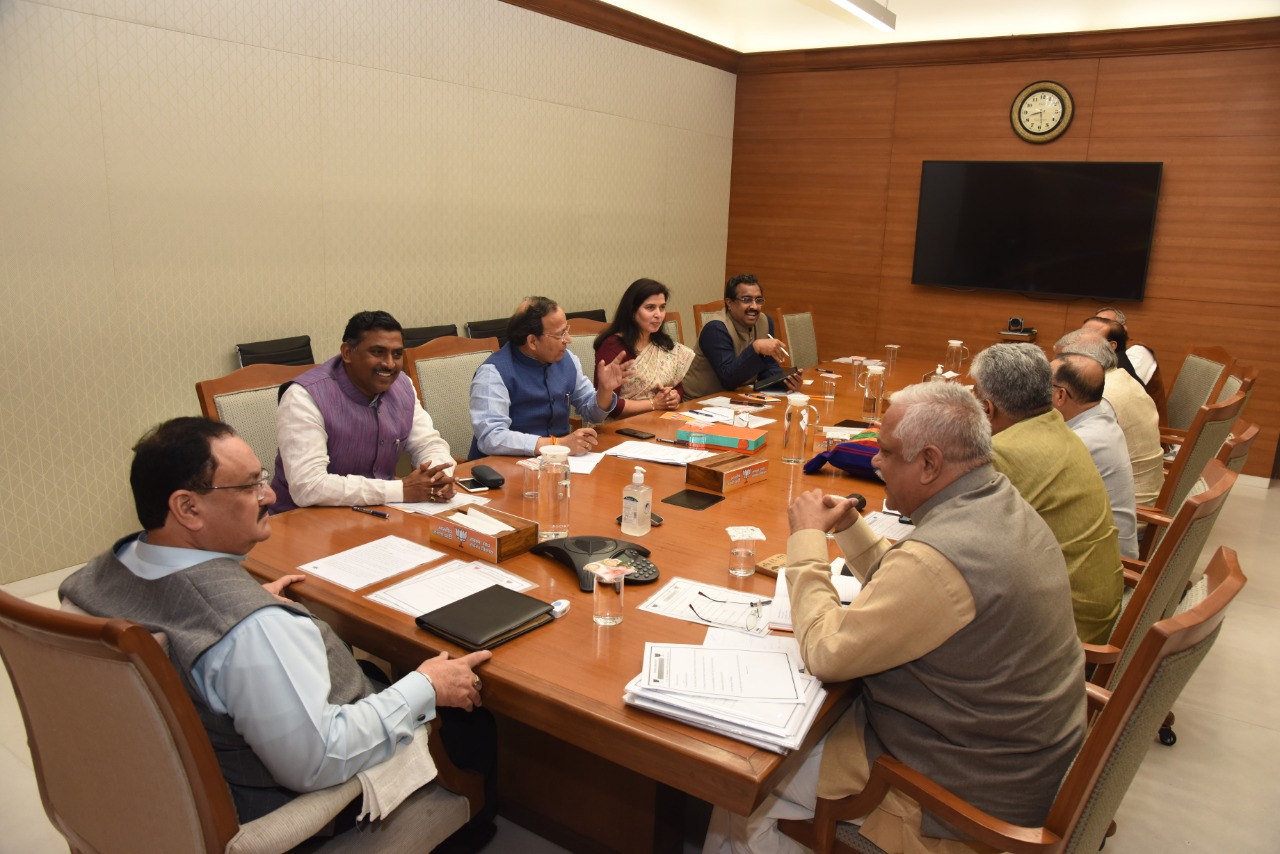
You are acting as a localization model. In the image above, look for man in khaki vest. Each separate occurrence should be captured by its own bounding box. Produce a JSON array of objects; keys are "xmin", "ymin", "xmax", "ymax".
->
[{"xmin": 682, "ymin": 274, "xmax": 803, "ymax": 399}]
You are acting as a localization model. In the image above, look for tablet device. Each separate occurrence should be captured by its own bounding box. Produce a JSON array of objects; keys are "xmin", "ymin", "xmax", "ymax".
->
[{"xmin": 753, "ymin": 367, "xmax": 799, "ymax": 392}]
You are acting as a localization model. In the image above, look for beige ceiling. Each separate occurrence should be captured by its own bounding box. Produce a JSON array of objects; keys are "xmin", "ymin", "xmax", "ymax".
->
[{"xmin": 600, "ymin": 0, "xmax": 1279, "ymax": 53}]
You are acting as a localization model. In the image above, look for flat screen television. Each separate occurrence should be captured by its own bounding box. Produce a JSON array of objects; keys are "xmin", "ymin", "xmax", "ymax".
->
[{"xmin": 911, "ymin": 160, "xmax": 1162, "ymax": 302}]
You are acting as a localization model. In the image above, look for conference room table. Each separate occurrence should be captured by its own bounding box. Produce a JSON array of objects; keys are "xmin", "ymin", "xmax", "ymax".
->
[{"xmin": 243, "ymin": 361, "xmax": 934, "ymax": 852}]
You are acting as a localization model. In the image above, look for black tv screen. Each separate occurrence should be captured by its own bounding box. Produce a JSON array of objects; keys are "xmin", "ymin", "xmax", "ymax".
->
[{"xmin": 911, "ymin": 160, "xmax": 1162, "ymax": 301}]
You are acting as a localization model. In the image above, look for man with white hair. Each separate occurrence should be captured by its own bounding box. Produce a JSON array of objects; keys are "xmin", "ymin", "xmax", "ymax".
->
[
  {"xmin": 704, "ymin": 382, "xmax": 1085, "ymax": 854},
  {"xmin": 970, "ymin": 343, "xmax": 1122, "ymax": 645},
  {"xmin": 1057, "ymin": 328, "xmax": 1165, "ymax": 506}
]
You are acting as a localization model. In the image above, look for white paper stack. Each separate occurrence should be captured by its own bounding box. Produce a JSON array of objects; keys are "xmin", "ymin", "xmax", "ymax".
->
[{"xmin": 622, "ymin": 642, "xmax": 827, "ymax": 753}]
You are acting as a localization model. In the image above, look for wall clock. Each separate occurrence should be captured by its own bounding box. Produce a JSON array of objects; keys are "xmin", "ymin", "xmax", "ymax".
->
[{"xmin": 1011, "ymin": 81, "xmax": 1073, "ymax": 143}]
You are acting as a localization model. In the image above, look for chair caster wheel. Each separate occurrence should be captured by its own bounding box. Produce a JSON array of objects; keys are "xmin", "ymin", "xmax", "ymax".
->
[{"xmin": 1158, "ymin": 726, "xmax": 1176, "ymax": 746}]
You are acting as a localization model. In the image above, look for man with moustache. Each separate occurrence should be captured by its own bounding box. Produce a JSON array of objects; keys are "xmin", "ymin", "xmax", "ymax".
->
[
  {"xmin": 60, "ymin": 418, "xmax": 491, "ymax": 832},
  {"xmin": 682, "ymin": 273, "xmax": 804, "ymax": 399},
  {"xmin": 271, "ymin": 310, "xmax": 457, "ymax": 513}
]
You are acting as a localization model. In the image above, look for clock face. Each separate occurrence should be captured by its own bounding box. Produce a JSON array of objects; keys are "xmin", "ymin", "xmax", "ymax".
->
[{"xmin": 1011, "ymin": 81, "xmax": 1073, "ymax": 143}]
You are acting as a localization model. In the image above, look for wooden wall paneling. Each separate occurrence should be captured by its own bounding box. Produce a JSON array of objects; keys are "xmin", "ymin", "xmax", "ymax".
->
[{"xmin": 734, "ymin": 69, "xmax": 899, "ymax": 141}]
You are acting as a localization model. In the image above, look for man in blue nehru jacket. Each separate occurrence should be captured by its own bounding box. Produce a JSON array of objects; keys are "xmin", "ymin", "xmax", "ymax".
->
[{"xmin": 468, "ymin": 296, "xmax": 630, "ymax": 459}]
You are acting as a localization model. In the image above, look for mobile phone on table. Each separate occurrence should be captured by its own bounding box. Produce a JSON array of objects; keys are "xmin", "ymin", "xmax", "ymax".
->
[
  {"xmin": 617, "ymin": 428, "xmax": 656, "ymax": 440},
  {"xmin": 456, "ymin": 478, "xmax": 489, "ymax": 493},
  {"xmin": 615, "ymin": 512, "xmax": 664, "ymax": 527}
]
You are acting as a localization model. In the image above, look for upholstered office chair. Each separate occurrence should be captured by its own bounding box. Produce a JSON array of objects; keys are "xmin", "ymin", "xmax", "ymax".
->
[
  {"xmin": 693, "ymin": 300, "xmax": 723, "ymax": 336},
  {"xmin": 196, "ymin": 364, "xmax": 309, "ymax": 480},
  {"xmin": 0, "ymin": 589, "xmax": 478, "ymax": 854},
  {"xmin": 235, "ymin": 336, "xmax": 314, "ymax": 368},
  {"xmin": 565, "ymin": 318, "xmax": 609, "ymax": 422},
  {"xmin": 772, "ymin": 304, "xmax": 819, "ymax": 369},
  {"xmin": 1137, "ymin": 391, "xmax": 1245, "ymax": 560},
  {"xmin": 778, "ymin": 546, "xmax": 1246, "ymax": 854},
  {"xmin": 401, "ymin": 324, "xmax": 458, "ymax": 349},
  {"xmin": 463, "ymin": 317, "xmax": 509, "ymax": 347},
  {"xmin": 1160, "ymin": 345, "xmax": 1234, "ymax": 435},
  {"xmin": 564, "ymin": 308, "xmax": 607, "ymax": 323},
  {"xmin": 662, "ymin": 311, "xmax": 685, "ymax": 346},
  {"xmin": 1215, "ymin": 420, "xmax": 1259, "ymax": 474},
  {"xmin": 406, "ymin": 336, "xmax": 499, "ymax": 461}
]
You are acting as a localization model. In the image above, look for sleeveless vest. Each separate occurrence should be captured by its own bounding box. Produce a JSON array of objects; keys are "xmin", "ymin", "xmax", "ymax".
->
[
  {"xmin": 861, "ymin": 466, "xmax": 1085, "ymax": 839},
  {"xmin": 469, "ymin": 343, "xmax": 580, "ymax": 459},
  {"xmin": 60, "ymin": 536, "xmax": 375, "ymax": 822},
  {"xmin": 270, "ymin": 355, "xmax": 417, "ymax": 512},
  {"xmin": 682, "ymin": 308, "xmax": 772, "ymax": 399}
]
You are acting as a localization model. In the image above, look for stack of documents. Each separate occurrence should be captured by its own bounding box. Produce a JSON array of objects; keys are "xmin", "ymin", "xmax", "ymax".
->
[{"xmin": 623, "ymin": 642, "xmax": 827, "ymax": 753}]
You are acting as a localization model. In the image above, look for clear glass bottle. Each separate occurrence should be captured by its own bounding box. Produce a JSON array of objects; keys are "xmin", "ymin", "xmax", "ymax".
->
[
  {"xmin": 620, "ymin": 466, "xmax": 652, "ymax": 537},
  {"xmin": 536, "ymin": 445, "xmax": 571, "ymax": 540},
  {"xmin": 861, "ymin": 365, "xmax": 886, "ymax": 421},
  {"xmin": 782, "ymin": 393, "xmax": 820, "ymax": 464},
  {"xmin": 944, "ymin": 340, "xmax": 969, "ymax": 375}
]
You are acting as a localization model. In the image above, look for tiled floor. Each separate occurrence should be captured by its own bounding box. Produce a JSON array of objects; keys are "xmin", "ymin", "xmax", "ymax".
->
[{"xmin": 2, "ymin": 479, "xmax": 1277, "ymax": 852}]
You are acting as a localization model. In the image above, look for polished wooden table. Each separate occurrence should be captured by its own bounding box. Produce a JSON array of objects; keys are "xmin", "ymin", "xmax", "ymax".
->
[{"xmin": 245, "ymin": 369, "xmax": 903, "ymax": 852}]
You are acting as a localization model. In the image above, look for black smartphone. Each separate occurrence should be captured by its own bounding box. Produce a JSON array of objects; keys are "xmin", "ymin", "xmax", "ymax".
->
[
  {"xmin": 617, "ymin": 428, "xmax": 656, "ymax": 440},
  {"xmin": 615, "ymin": 512, "xmax": 664, "ymax": 527}
]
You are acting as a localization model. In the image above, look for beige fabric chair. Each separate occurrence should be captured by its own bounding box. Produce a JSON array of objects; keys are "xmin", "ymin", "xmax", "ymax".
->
[
  {"xmin": 406, "ymin": 336, "xmax": 499, "ymax": 461},
  {"xmin": 1216, "ymin": 420, "xmax": 1259, "ymax": 474},
  {"xmin": 565, "ymin": 317, "xmax": 608, "ymax": 382},
  {"xmin": 1161, "ymin": 345, "xmax": 1234, "ymax": 435},
  {"xmin": 693, "ymin": 300, "xmax": 723, "ymax": 336},
  {"xmin": 772, "ymin": 304, "xmax": 819, "ymax": 369},
  {"xmin": 0, "ymin": 589, "xmax": 475, "ymax": 854},
  {"xmin": 779, "ymin": 546, "xmax": 1246, "ymax": 854},
  {"xmin": 662, "ymin": 310, "xmax": 685, "ymax": 346},
  {"xmin": 196, "ymin": 364, "xmax": 310, "ymax": 479}
]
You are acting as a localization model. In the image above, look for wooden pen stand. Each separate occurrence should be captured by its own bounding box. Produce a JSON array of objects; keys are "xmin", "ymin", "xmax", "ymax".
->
[{"xmin": 686, "ymin": 451, "xmax": 770, "ymax": 494}]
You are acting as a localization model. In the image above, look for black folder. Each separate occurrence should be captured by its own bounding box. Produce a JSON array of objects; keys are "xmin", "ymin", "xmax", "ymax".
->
[{"xmin": 415, "ymin": 585, "xmax": 554, "ymax": 651}]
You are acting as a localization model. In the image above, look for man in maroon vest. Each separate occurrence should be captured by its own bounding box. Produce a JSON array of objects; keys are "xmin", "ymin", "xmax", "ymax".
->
[{"xmin": 271, "ymin": 311, "xmax": 456, "ymax": 513}]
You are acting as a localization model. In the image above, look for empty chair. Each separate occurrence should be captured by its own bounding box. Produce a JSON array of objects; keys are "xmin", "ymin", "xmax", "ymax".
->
[
  {"xmin": 564, "ymin": 308, "xmax": 606, "ymax": 323},
  {"xmin": 401, "ymin": 323, "xmax": 458, "ymax": 349},
  {"xmin": 405, "ymin": 336, "xmax": 500, "ymax": 461},
  {"xmin": 662, "ymin": 310, "xmax": 685, "ymax": 346},
  {"xmin": 778, "ymin": 545, "xmax": 1246, "ymax": 854},
  {"xmin": 195, "ymin": 364, "xmax": 308, "ymax": 480},
  {"xmin": 1138, "ymin": 391, "xmax": 1245, "ymax": 559},
  {"xmin": 1162, "ymin": 345, "xmax": 1234, "ymax": 435},
  {"xmin": 0, "ymin": 588, "xmax": 478, "ymax": 854},
  {"xmin": 693, "ymin": 299, "xmax": 723, "ymax": 336},
  {"xmin": 1216, "ymin": 420, "xmax": 1259, "ymax": 474},
  {"xmin": 235, "ymin": 335, "xmax": 313, "ymax": 367},
  {"xmin": 464, "ymin": 317, "xmax": 509, "ymax": 347},
  {"xmin": 772, "ymin": 304, "xmax": 819, "ymax": 369}
]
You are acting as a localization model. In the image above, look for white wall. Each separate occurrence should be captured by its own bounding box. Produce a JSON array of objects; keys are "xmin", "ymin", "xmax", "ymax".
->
[{"xmin": 0, "ymin": 0, "xmax": 736, "ymax": 580}]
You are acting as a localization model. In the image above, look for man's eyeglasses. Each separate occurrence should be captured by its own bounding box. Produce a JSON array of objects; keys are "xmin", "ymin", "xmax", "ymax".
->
[
  {"xmin": 687, "ymin": 591, "xmax": 764, "ymax": 632},
  {"xmin": 733, "ymin": 296, "xmax": 766, "ymax": 306},
  {"xmin": 542, "ymin": 328, "xmax": 572, "ymax": 343},
  {"xmin": 195, "ymin": 468, "xmax": 271, "ymax": 501}
]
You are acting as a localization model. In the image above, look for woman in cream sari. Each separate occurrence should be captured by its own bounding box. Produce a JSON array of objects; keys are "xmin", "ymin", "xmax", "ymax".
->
[{"xmin": 594, "ymin": 278, "xmax": 695, "ymax": 416}]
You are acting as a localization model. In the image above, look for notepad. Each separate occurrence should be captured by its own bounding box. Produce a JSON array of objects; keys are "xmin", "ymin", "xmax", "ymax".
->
[{"xmin": 415, "ymin": 585, "xmax": 553, "ymax": 651}]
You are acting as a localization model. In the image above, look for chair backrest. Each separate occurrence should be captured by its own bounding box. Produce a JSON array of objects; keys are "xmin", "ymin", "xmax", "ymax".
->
[
  {"xmin": 1050, "ymin": 546, "xmax": 1245, "ymax": 853},
  {"xmin": 1094, "ymin": 460, "xmax": 1237, "ymax": 692},
  {"xmin": 1214, "ymin": 362, "xmax": 1258, "ymax": 407},
  {"xmin": 406, "ymin": 336, "xmax": 499, "ymax": 460},
  {"xmin": 0, "ymin": 588, "xmax": 240, "ymax": 853},
  {"xmin": 693, "ymin": 300, "xmax": 724, "ymax": 337},
  {"xmin": 1155, "ymin": 390, "xmax": 1246, "ymax": 517},
  {"xmin": 1164, "ymin": 345, "xmax": 1234, "ymax": 431},
  {"xmin": 772, "ymin": 304, "xmax": 819, "ymax": 369},
  {"xmin": 195, "ymin": 363, "xmax": 310, "ymax": 478},
  {"xmin": 464, "ymin": 317, "xmax": 509, "ymax": 347},
  {"xmin": 235, "ymin": 335, "xmax": 313, "ymax": 368},
  {"xmin": 1215, "ymin": 420, "xmax": 1259, "ymax": 474},
  {"xmin": 401, "ymin": 324, "xmax": 458, "ymax": 349},
  {"xmin": 564, "ymin": 308, "xmax": 606, "ymax": 323},
  {"xmin": 662, "ymin": 310, "xmax": 685, "ymax": 346},
  {"xmin": 565, "ymin": 318, "xmax": 608, "ymax": 394}
]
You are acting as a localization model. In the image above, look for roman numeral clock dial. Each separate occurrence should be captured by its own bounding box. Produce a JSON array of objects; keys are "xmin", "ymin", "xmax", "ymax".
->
[{"xmin": 1011, "ymin": 81, "xmax": 1074, "ymax": 143}]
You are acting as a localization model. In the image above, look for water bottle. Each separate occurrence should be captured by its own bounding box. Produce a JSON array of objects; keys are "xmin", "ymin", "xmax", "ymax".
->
[
  {"xmin": 944, "ymin": 340, "xmax": 969, "ymax": 376},
  {"xmin": 861, "ymin": 365, "xmax": 886, "ymax": 421},
  {"xmin": 782, "ymin": 393, "xmax": 820, "ymax": 464},
  {"xmin": 536, "ymin": 445, "xmax": 571, "ymax": 540}
]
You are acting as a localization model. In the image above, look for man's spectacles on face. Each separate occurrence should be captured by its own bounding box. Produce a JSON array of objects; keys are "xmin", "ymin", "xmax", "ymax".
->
[
  {"xmin": 195, "ymin": 468, "xmax": 271, "ymax": 501},
  {"xmin": 733, "ymin": 296, "xmax": 766, "ymax": 306},
  {"xmin": 542, "ymin": 328, "xmax": 572, "ymax": 343}
]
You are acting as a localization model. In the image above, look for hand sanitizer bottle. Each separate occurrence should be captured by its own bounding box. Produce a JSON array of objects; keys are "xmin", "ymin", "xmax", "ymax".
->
[{"xmin": 620, "ymin": 466, "xmax": 652, "ymax": 537}]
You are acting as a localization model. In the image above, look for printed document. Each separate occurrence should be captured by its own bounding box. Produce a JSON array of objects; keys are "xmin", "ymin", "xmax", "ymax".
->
[
  {"xmin": 367, "ymin": 559, "xmax": 536, "ymax": 617},
  {"xmin": 298, "ymin": 536, "xmax": 445, "ymax": 590}
]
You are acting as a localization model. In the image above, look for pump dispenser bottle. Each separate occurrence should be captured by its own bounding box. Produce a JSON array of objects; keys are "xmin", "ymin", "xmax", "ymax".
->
[{"xmin": 620, "ymin": 466, "xmax": 652, "ymax": 537}]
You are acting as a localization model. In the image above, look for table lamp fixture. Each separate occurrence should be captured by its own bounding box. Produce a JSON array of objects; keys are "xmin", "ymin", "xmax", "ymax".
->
[{"xmin": 828, "ymin": 0, "xmax": 896, "ymax": 32}]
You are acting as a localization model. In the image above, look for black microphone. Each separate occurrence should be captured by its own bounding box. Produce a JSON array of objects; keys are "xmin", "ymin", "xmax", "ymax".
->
[{"xmin": 845, "ymin": 492, "xmax": 867, "ymax": 513}]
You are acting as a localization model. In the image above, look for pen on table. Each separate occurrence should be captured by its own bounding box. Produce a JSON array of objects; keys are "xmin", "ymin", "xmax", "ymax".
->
[
  {"xmin": 351, "ymin": 506, "xmax": 389, "ymax": 519},
  {"xmin": 767, "ymin": 334, "xmax": 791, "ymax": 360},
  {"xmin": 656, "ymin": 437, "xmax": 690, "ymax": 447}
]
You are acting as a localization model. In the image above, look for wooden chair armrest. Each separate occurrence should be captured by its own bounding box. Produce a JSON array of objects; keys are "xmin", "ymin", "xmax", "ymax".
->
[
  {"xmin": 1082, "ymin": 642, "xmax": 1121, "ymax": 665},
  {"xmin": 427, "ymin": 717, "xmax": 486, "ymax": 820},
  {"xmin": 1136, "ymin": 507, "xmax": 1172, "ymax": 529},
  {"xmin": 1085, "ymin": 683, "xmax": 1111, "ymax": 713},
  {"xmin": 1161, "ymin": 428, "xmax": 1187, "ymax": 443},
  {"xmin": 1123, "ymin": 567, "xmax": 1142, "ymax": 587},
  {"xmin": 815, "ymin": 755, "xmax": 1060, "ymax": 854}
]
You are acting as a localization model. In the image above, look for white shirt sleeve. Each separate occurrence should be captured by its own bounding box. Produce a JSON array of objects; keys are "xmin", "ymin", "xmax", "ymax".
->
[
  {"xmin": 1127, "ymin": 345, "xmax": 1156, "ymax": 385},
  {"xmin": 276, "ymin": 383, "xmax": 409, "ymax": 506},
  {"xmin": 191, "ymin": 606, "xmax": 437, "ymax": 792}
]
